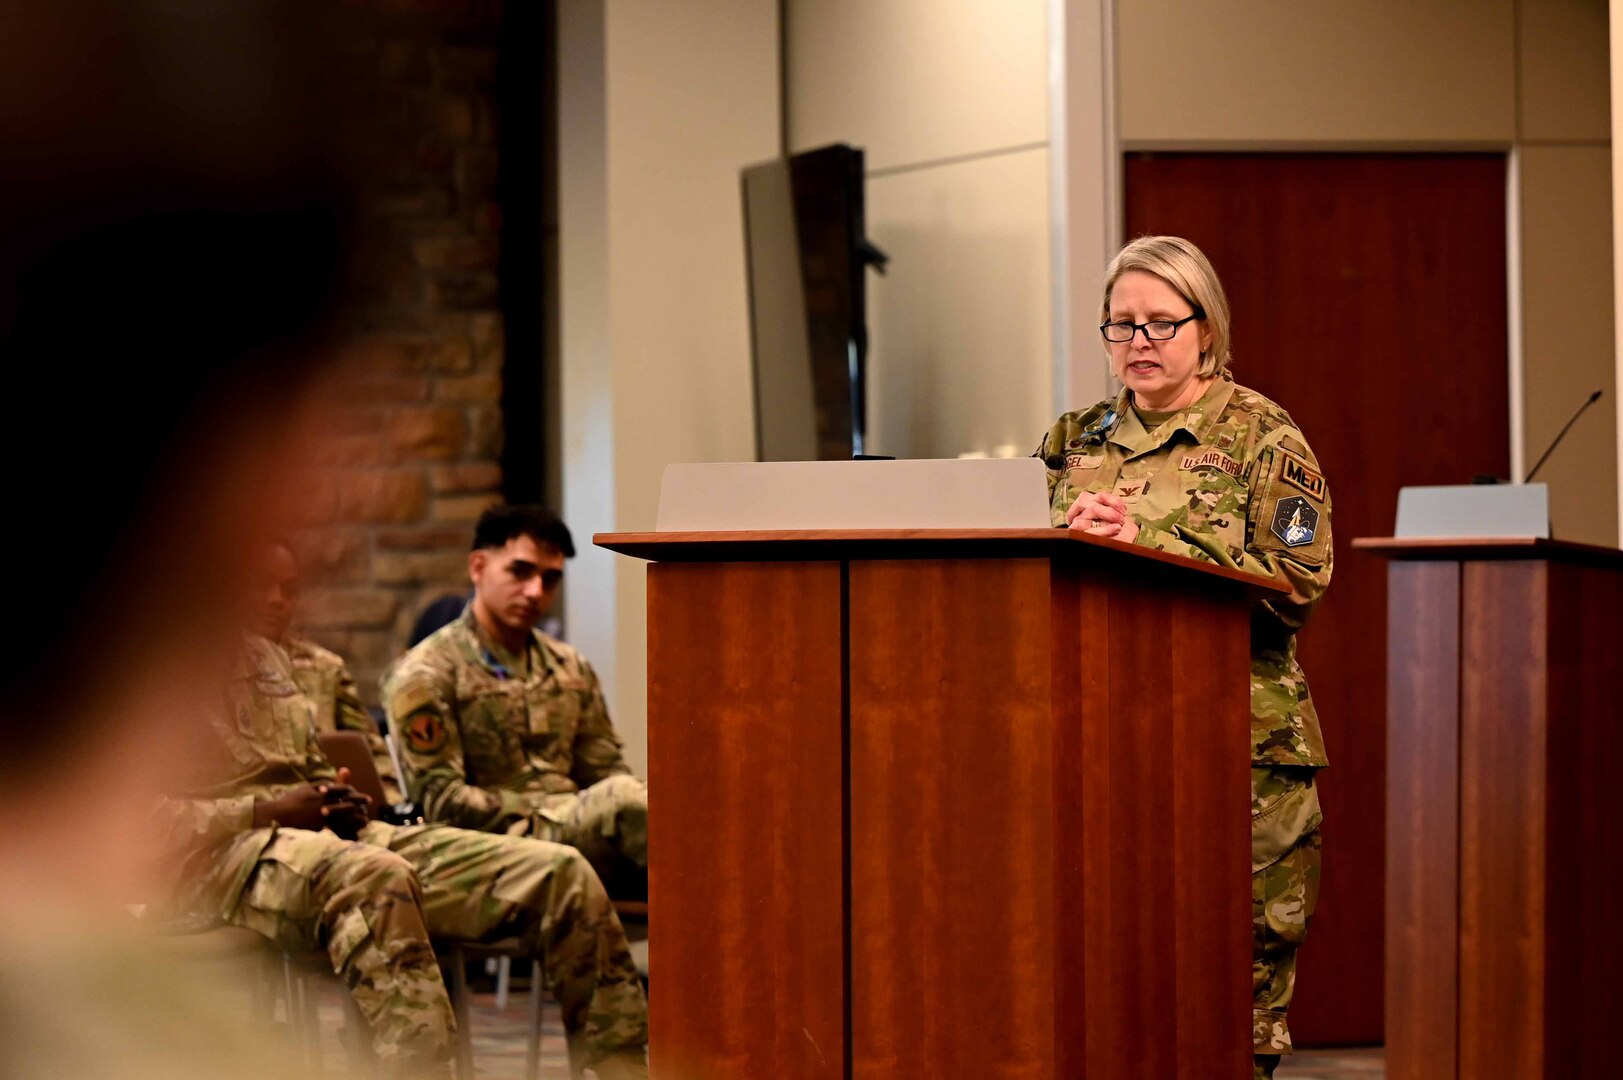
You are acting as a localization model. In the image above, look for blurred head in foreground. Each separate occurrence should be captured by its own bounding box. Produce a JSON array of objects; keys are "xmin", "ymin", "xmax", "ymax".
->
[{"xmin": 0, "ymin": 2, "xmax": 360, "ymax": 1074}]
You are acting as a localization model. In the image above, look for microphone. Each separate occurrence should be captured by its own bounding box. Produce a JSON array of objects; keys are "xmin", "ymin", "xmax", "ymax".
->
[{"xmin": 1524, "ymin": 389, "xmax": 1603, "ymax": 483}]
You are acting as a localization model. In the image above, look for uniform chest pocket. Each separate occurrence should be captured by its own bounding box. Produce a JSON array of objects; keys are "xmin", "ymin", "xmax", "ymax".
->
[
  {"xmin": 278, "ymin": 697, "xmax": 317, "ymax": 759},
  {"xmin": 527, "ymin": 683, "xmax": 586, "ymax": 737},
  {"xmin": 1176, "ymin": 451, "xmax": 1250, "ymax": 537},
  {"xmin": 247, "ymin": 676, "xmax": 314, "ymax": 761},
  {"xmin": 293, "ymin": 668, "xmax": 339, "ymax": 732},
  {"xmin": 211, "ymin": 707, "xmax": 267, "ymax": 771},
  {"xmin": 460, "ymin": 684, "xmax": 529, "ymax": 766}
]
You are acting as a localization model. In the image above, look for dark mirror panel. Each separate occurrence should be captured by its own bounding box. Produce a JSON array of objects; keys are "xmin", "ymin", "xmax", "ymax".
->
[{"xmin": 742, "ymin": 144, "xmax": 883, "ymax": 461}]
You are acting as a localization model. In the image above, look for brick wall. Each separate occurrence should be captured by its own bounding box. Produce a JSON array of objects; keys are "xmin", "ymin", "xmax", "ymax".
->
[{"xmin": 291, "ymin": 0, "xmax": 508, "ymax": 705}]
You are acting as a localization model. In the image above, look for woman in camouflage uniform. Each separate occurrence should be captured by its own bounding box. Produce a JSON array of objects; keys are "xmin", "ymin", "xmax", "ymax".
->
[{"xmin": 1037, "ymin": 236, "xmax": 1330, "ymax": 1080}]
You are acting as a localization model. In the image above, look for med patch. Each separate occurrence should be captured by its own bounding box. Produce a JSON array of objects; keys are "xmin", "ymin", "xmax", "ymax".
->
[
  {"xmin": 405, "ymin": 707, "xmax": 448, "ymax": 754},
  {"xmin": 1270, "ymin": 496, "xmax": 1319, "ymax": 548},
  {"xmin": 1278, "ymin": 453, "xmax": 1326, "ymax": 501}
]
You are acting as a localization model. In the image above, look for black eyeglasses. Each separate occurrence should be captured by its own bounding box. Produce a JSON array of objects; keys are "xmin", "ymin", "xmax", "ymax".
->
[{"xmin": 1099, "ymin": 310, "xmax": 1205, "ymax": 343}]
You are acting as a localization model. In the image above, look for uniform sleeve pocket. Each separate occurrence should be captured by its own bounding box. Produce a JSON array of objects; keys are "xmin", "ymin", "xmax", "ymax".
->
[
  {"xmin": 326, "ymin": 907, "xmax": 374, "ymax": 974},
  {"xmin": 1251, "ymin": 451, "xmax": 1330, "ymax": 566},
  {"xmin": 532, "ymin": 689, "xmax": 582, "ymax": 736}
]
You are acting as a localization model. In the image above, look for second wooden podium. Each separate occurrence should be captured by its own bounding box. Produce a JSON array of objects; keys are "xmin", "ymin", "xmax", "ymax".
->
[
  {"xmin": 1355, "ymin": 536, "xmax": 1623, "ymax": 1080},
  {"xmin": 598, "ymin": 528, "xmax": 1283, "ymax": 1080}
]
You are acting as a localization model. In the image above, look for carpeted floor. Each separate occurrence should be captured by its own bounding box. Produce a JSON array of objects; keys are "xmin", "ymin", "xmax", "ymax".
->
[
  {"xmin": 311, "ymin": 974, "xmax": 1385, "ymax": 1079},
  {"xmin": 1278, "ymin": 1046, "xmax": 1385, "ymax": 1079}
]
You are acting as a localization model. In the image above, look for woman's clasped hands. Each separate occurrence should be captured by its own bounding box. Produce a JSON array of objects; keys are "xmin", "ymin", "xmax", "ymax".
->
[{"xmin": 1065, "ymin": 490, "xmax": 1140, "ymax": 544}]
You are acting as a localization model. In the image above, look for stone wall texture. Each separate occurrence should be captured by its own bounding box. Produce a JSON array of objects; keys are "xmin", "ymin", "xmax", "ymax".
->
[{"xmin": 290, "ymin": 0, "xmax": 508, "ymax": 705}]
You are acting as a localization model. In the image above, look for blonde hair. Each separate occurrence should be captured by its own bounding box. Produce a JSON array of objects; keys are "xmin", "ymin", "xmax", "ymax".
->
[{"xmin": 1100, "ymin": 235, "xmax": 1232, "ymax": 376}]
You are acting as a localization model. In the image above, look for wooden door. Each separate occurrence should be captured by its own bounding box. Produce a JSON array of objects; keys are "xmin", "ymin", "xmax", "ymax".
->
[{"xmin": 1123, "ymin": 152, "xmax": 1510, "ymax": 1045}]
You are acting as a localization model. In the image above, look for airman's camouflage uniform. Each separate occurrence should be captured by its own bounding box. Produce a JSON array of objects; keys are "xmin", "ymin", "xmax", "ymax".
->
[
  {"xmin": 383, "ymin": 609, "xmax": 648, "ymax": 896},
  {"xmin": 283, "ymin": 635, "xmax": 402, "ymax": 804},
  {"xmin": 1038, "ymin": 374, "xmax": 1329, "ymax": 1079},
  {"xmin": 156, "ymin": 636, "xmax": 649, "ymax": 1078}
]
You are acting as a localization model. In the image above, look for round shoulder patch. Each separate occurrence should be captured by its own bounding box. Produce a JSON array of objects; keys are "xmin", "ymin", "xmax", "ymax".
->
[{"xmin": 404, "ymin": 707, "xmax": 448, "ymax": 754}]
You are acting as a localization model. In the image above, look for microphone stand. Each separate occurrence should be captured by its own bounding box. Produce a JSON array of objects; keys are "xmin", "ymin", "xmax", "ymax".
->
[{"xmin": 1524, "ymin": 389, "xmax": 1604, "ymax": 483}]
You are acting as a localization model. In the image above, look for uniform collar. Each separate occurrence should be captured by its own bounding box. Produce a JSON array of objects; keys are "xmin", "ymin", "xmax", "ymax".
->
[
  {"xmin": 1109, "ymin": 374, "xmax": 1236, "ymax": 456},
  {"xmin": 457, "ymin": 604, "xmax": 554, "ymax": 682},
  {"xmin": 236, "ymin": 634, "xmax": 302, "ymax": 696},
  {"xmin": 236, "ymin": 633, "xmax": 285, "ymax": 680}
]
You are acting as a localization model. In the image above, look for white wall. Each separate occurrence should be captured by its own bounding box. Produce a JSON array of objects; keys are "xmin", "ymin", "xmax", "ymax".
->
[
  {"xmin": 788, "ymin": 0, "xmax": 1058, "ymax": 458},
  {"xmin": 557, "ymin": 0, "xmax": 780, "ymax": 773}
]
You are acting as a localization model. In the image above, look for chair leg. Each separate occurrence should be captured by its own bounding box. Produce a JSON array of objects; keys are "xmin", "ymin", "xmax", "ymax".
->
[
  {"xmin": 300, "ymin": 972, "xmax": 323, "ymax": 1072},
  {"xmin": 281, "ymin": 952, "xmax": 313, "ymax": 1064},
  {"xmin": 340, "ymin": 988, "xmax": 376, "ymax": 1075},
  {"xmin": 280, "ymin": 952, "xmax": 299, "ymax": 1030},
  {"xmin": 495, "ymin": 956, "xmax": 511, "ymax": 1011},
  {"xmin": 252, "ymin": 948, "xmax": 279, "ymax": 1035},
  {"xmin": 449, "ymin": 946, "xmax": 475, "ymax": 1080},
  {"xmin": 525, "ymin": 961, "xmax": 544, "ymax": 1080}
]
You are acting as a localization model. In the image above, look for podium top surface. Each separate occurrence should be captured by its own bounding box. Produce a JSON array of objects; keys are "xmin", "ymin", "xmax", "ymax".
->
[
  {"xmin": 595, "ymin": 527, "xmax": 1288, "ymax": 595},
  {"xmin": 1352, "ymin": 535, "xmax": 1623, "ymax": 568}
]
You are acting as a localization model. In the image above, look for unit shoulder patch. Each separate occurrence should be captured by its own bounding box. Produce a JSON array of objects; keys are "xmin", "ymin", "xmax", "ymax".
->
[
  {"xmin": 1278, "ymin": 453, "xmax": 1326, "ymax": 501},
  {"xmin": 1270, "ymin": 496, "xmax": 1320, "ymax": 548},
  {"xmin": 404, "ymin": 707, "xmax": 448, "ymax": 754}
]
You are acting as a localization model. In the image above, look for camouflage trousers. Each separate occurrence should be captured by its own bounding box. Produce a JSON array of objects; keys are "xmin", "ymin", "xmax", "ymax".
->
[
  {"xmin": 517, "ymin": 775, "xmax": 648, "ymax": 898},
  {"xmin": 1251, "ymin": 765, "xmax": 1324, "ymax": 1079},
  {"xmin": 221, "ymin": 820, "xmax": 648, "ymax": 1077}
]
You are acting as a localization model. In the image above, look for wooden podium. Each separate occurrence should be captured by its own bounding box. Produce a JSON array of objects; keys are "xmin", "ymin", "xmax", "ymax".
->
[
  {"xmin": 599, "ymin": 528, "xmax": 1284, "ymax": 1080},
  {"xmin": 1354, "ymin": 537, "xmax": 1623, "ymax": 1080}
]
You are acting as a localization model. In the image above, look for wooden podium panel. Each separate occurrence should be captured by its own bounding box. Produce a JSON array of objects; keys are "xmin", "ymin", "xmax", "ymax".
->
[
  {"xmin": 646, "ymin": 561, "xmax": 847, "ymax": 1080},
  {"xmin": 607, "ymin": 529, "xmax": 1277, "ymax": 1080},
  {"xmin": 846, "ymin": 557, "xmax": 1058, "ymax": 1077},
  {"xmin": 1067, "ymin": 565, "xmax": 1254, "ymax": 1077},
  {"xmin": 1358, "ymin": 538, "xmax": 1623, "ymax": 1080},
  {"xmin": 1384, "ymin": 560, "xmax": 1460, "ymax": 1079},
  {"xmin": 845, "ymin": 557, "xmax": 1251, "ymax": 1079}
]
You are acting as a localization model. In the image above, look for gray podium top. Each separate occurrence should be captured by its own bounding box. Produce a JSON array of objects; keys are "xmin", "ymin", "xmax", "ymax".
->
[
  {"xmin": 655, "ymin": 459, "xmax": 1053, "ymax": 532},
  {"xmin": 1394, "ymin": 483, "xmax": 1549, "ymax": 539}
]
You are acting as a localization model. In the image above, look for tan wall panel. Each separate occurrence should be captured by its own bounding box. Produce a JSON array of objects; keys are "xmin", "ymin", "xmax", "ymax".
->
[
  {"xmin": 558, "ymin": 0, "xmax": 779, "ymax": 776},
  {"xmin": 1520, "ymin": 145, "xmax": 1618, "ymax": 546},
  {"xmin": 1118, "ymin": 0, "xmax": 1516, "ymax": 145},
  {"xmin": 865, "ymin": 148, "xmax": 1054, "ymax": 459},
  {"xmin": 558, "ymin": 0, "xmax": 622, "ymax": 767},
  {"xmin": 1520, "ymin": 0, "xmax": 1611, "ymax": 142},
  {"xmin": 787, "ymin": 0, "xmax": 1048, "ymax": 169}
]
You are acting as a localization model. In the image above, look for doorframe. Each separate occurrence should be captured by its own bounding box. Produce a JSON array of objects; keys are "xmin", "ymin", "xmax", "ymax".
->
[
  {"xmin": 1049, "ymin": 0, "xmax": 1123, "ymax": 415},
  {"xmin": 1507, "ymin": 145, "xmax": 1526, "ymax": 481}
]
